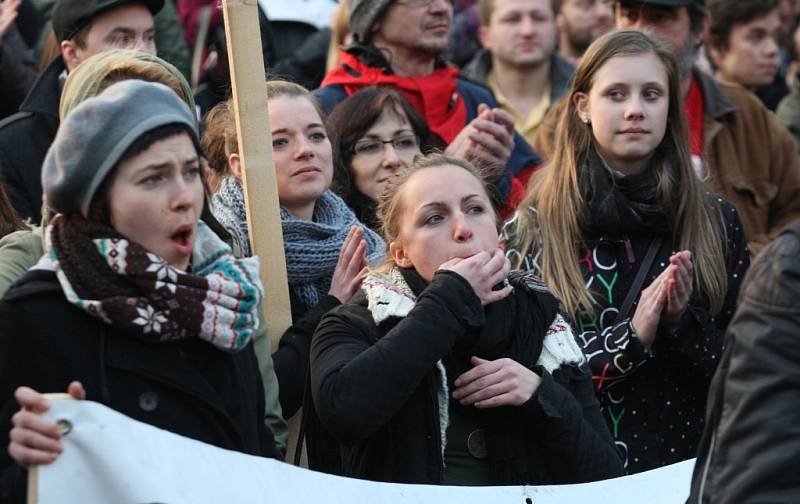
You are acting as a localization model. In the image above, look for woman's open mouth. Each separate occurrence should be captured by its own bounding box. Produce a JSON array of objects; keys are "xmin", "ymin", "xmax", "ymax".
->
[{"xmin": 170, "ymin": 226, "xmax": 194, "ymax": 255}]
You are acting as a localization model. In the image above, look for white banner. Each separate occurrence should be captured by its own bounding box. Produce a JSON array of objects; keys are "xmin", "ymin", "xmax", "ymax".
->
[{"xmin": 33, "ymin": 400, "xmax": 695, "ymax": 503}]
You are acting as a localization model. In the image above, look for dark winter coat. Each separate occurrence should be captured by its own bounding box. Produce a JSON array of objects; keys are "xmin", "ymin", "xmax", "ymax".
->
[
  {"xmin": 0, "ymin": 25, "xmax": 38, "ymax": 120},
  {"xmin": 310, "ymin": 270, "xmax": 623, "ymax": 484},
  {"xmin": 0, "ymin": 270, "xmax": 281, "ymax": 503},
  {"xmin": 0, "ymin": 56, "xmax": 62, "ymax": 223},
  {"xmin": 688, "ymin": 219, "xmax": 800, "ymax": 503},
  {"xmin": 272, "ymin": 289, "xmax": 340, "ymax": 418},
  {"xmin": 503, "ymin": 198, "xmax": 750, "ymax": 474}
]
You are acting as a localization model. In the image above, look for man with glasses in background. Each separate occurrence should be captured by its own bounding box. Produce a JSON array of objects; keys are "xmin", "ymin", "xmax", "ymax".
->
[{"xmin": 316, "ymin": 0, "xmax": 543, "ymax": 214}]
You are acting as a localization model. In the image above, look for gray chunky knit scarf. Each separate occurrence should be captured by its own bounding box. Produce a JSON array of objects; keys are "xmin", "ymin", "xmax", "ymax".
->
[{"xmin": 211, "ymin": 176, "xmax": 385, "ymax": 307}]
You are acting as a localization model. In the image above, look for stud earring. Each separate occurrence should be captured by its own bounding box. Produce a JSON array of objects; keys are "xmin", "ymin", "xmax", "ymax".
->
[{"xmin": 582, "ymin": 117, "xmax": 591, "ymax": 125}]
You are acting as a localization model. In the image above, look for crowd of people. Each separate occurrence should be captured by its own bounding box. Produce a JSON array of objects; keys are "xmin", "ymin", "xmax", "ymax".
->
[{"xmin": 0, "ymin": 0, "xmax": 799, "ymax": 502}]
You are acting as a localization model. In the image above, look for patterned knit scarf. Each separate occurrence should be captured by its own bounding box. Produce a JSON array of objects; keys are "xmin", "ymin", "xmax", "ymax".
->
[
  {"xmin": 43, "ymin": 214, "xmax": 263, "ymax": 353},
  {"xmin": 281, "ymin": 190, "xmax": 385, "ymax": 307},
  {"xmin": 211, "ymin": 176, "xmax": 252, "ymax": 257}
]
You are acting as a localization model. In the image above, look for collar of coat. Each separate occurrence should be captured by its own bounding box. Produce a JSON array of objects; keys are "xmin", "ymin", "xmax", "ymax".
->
[{"xmin": 361, "ymin": 267, "xmax": 585, "ymax": 376}]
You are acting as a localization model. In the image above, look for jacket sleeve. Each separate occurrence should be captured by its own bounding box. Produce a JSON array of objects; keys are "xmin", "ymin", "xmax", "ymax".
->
[
  {"xmin": 271, "ymin": 294, "xmax": 341, "ymax": 418},
  {"xmin": 251, "ymin": 311, "xmax": 288, "ymax": 457},
  {"xmin": 658, "ymin": 203, "xmax": 750, "ymax": 383},
  {"xmin": 0, "ymin": 229, "xmax": 44, "ymax": 298},
  {"xmin": 0, "ymin": 299, "xmax": 60, "ymax": 504},
  {"xmin": 690, "ymin": 226, "xmax": 800, "ymax": 504},
  {"xmin": 523, "ymin": 363, "xmax": 624, "ymax": 483},
  {"xmin": 311, "ymin": 271, "xmax": 483, "ymax": 445},
  {"xmin": 0, "ymin": 27, "xmax": 37, "ymax": 119},
  {"xmin": 574, "ymin": 319, "xmax": 652, "ymax": 388}
]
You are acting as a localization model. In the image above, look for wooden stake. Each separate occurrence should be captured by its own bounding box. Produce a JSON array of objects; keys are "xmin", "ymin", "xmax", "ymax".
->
[{"xmin": 220, "ymin": 0, "xmax": 301, "ymax": 464}]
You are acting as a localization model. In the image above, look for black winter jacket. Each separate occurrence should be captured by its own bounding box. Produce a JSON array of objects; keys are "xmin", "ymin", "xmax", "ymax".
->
[
  {"xmin": 310, "ymin": 270, "xmax": 623, "ymax": 484},
  {"xmin": 688, "ymin": 219, "xmax": 800, "ymax": 503},
  {"xmin": 0, "ymin": 270, "xmax": 280, "ymax": 503},
  {"xmin": 0, "ymin": 57, "xmax": 62, "ymax": 223}
]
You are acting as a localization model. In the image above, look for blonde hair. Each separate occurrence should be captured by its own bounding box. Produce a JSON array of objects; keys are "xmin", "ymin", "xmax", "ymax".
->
[
  {"xmin": 326, "ymin": 3, "xmax": 351, "ymax": 73},
  {"xmin": 514, "ymin": 29, "xmax": 728, "ymax": 316},
  {"xmin": 59, "ymin": 49, "xmax": 193, "ymax": 120},
  {"xmin": 201, "ymin": 99, "xmax": 237, "ymax": 193},
  {"xmin": 374, "ymin": 154, "xmax": 496, "ymax": 273}
]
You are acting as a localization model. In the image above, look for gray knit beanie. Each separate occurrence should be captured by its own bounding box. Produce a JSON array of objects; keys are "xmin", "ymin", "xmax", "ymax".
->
[
  {"xmin": 43, "ymin": 79, "xmax": 197, "ymax": 217},
  {"xmin": 348, "ymin": 0, "xmax": 396, "ymax": 44}
]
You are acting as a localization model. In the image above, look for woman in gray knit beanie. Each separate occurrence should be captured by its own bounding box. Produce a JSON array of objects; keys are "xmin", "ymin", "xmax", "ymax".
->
[{"xmin": 3, "ymin": 80, "xmax": 281, "ymax": 499}]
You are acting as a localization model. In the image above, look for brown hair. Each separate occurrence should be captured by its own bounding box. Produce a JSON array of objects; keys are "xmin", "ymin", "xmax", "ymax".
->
[
  {"xmin": 514, "ymin": 29, "xmax": 727, "ymax": 316},
  {"xmin": 479, "ymin": 0, "xmax": 558, "ymax": 26},
  {"xmin": 374, "ymin": 153, "xmax": 496, "ymax": 272},
  {"xmin": 0, "ymin": 176, "xmax": 27, "ymax": 238},
  {"xmin": 327, "ymin": 86, "xmax": 431, "ymax": 221},
  {"xmin": 707, "ymin": 0, "xmax": 780, "ymax": 53},
  {"xmin": 202, "ymin": 99, "xmax": 237, "ymax": 193},
  {"xmin": 39, "ymin": 28, "xmax": 61, "ymax": 71}
]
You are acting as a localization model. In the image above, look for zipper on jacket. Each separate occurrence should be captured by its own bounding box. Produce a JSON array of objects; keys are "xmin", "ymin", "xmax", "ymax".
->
[{"xmin": 696, "ymin": 429, "xmax": 717, "ymax": 503}]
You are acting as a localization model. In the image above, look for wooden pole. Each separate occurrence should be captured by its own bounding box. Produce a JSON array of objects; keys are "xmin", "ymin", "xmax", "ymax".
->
[
  {"xmin": 220, "ymin": 0, "xmax": 292, "ymax": 348},
  {"xmin": 220, "ymin": 0, "xmax": 301, "ymax": 465}
]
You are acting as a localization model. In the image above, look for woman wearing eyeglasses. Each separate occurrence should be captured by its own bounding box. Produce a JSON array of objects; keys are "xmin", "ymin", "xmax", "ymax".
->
[{"xmin": 327, "ymin": 86, "xmax": 431, "ymax": 231}]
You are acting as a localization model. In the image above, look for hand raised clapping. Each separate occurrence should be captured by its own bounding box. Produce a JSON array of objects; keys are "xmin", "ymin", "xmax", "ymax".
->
[
  {"xmin": 632, "ymin": 250, "xmax": 693, "ymax": 347},
  {"xmin": 328, "ymin": 226, "xmax": 369, "ymax": 304}
]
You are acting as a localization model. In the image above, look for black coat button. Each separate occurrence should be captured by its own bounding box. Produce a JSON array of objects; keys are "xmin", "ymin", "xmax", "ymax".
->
[{"xmin": 138, "ymin": 392, "xmax": 159, "ymax": 412}]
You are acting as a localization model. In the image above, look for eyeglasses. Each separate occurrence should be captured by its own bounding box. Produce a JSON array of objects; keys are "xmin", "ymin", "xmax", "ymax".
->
[{"xmin": 353, "ymin": 134, "xmax": 420, "ymax": 158}]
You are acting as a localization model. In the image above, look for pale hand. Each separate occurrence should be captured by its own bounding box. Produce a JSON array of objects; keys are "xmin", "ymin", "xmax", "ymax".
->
[
  {"xmin": 453, "ymin": 356, "xmax": 542, "ymax": 408},
  {"xmin": 661, "ymin": 250, "xmax": 693, "ymax": 330},
  {"xmin": 444, "ymin": 104, "xmax": 514, "ymax": 182},
  {"xmin": 8, "ymin": 381, "xmax": 85, "ymax": 468},
  {"xmin": 631, "ymin": 269, "xmax": 667, "ymax": 348},
  {"xmin": 438, "ymin": 248, "xmax": 512, "ymax": 306},
  {"xmin": 0, "ymin": 0, "xmax": 21, "ymax": 43},
  {"xmin": 328, "ymin": 225, "xmax": 369, "ymax": 303}
]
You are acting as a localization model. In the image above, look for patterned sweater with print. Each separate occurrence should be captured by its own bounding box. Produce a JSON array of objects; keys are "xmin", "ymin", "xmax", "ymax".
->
[{"xmin": 501, "ymin": 200, "xmax": 750, "ymax": 474}]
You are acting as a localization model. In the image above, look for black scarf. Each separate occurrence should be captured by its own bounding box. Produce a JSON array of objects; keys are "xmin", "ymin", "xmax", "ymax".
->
[
  {"xmin": 400, "ymin": 268, "xmax": 562, "ymax": 484},
  {"xmin": 580, "ymin": 151, "xmax": 672, "ymax": 238}
]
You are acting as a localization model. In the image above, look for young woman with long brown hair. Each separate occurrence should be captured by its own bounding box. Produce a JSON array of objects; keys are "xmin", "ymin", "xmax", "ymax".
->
[{"xmin": 503, "ymin": 30, "xmax": 750, "ymax": 474}]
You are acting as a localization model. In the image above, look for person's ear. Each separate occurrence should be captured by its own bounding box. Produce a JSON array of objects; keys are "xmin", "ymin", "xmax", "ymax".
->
[
  {"xmin": 60, "ymin": 40, "xmax": 82, "ymax": 72},
  {"xmin": 389, "ymin": 240, "xmax": 413, "ymax": 269},
  {"xmin": 228, "ymin": 153, "xmax": 242, "ymax": 181},
  {"xmin": 573, "ymin": 92, "xmax": 590, "ymax": 124},
  {"xmin": 478, "ymin": 25, "xmax": 491, "ymax": 50},
  {"xmin": 693, "ymin": 14, "xmax": 711, "ymax": 47},
  {"xmin": 706, "ymin": 44, "xmax": 721, "ymax": 66}
]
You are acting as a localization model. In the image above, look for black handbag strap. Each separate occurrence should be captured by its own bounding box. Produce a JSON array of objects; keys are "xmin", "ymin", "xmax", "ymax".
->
[{"xmin": 614, "ymin": 237, "xmax": 663, "ymax": 325}]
